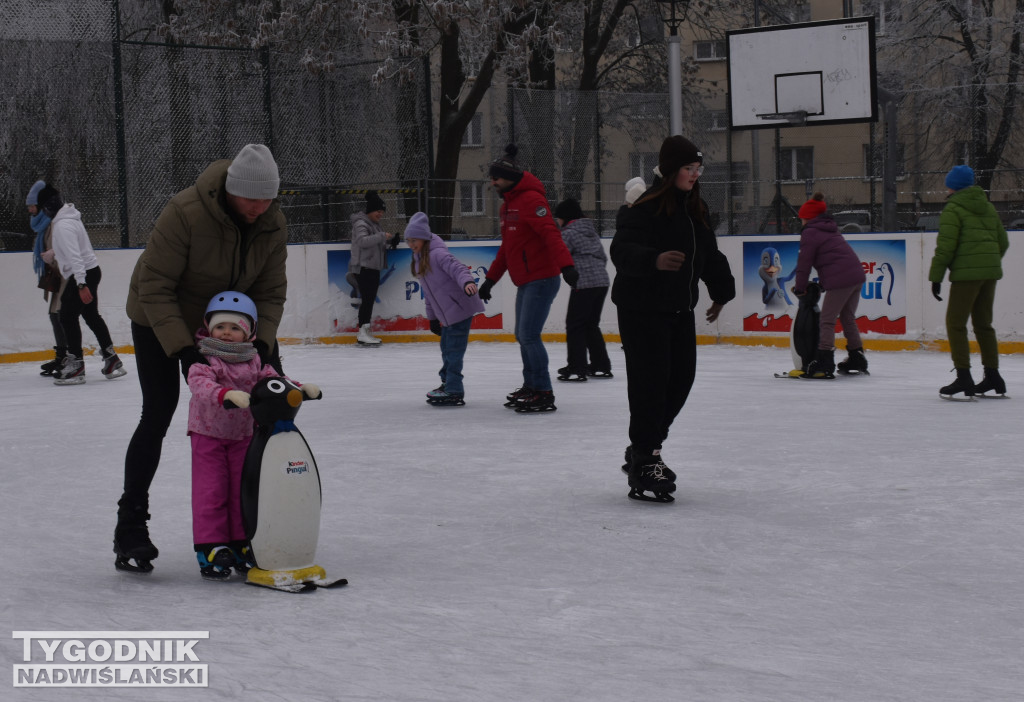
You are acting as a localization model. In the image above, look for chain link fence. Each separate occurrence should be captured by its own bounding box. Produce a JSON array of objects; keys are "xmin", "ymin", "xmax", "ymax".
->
[{"xmin": 4, "ymin": 1, "xmax": 1024, "ymax": 251}]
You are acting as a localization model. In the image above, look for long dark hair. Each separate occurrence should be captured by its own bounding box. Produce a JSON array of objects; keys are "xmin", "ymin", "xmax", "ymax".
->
[
  {"xmin": 634, "ymin": 173, "xmax": 709, "ymax": 227},
  {"xmin": 410, "ymin": 239, "xmax": 433, "ymax": 278}
]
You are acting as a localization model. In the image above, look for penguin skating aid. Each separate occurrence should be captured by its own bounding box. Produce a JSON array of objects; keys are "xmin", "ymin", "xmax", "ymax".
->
[{"xmin": 238, "ymin": 377, "xmax": 347, "ymax": 593}]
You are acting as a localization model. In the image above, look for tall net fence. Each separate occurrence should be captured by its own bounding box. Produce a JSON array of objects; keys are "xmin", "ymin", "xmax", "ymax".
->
[{"xmin": 4, "ymin": 1, "xmax": 1024, "ymax": 249}]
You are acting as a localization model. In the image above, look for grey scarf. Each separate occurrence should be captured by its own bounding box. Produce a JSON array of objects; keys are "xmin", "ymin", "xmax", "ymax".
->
[{"xmin": 198, "ymin": 337, "xmax": 258, "ymax": 364}]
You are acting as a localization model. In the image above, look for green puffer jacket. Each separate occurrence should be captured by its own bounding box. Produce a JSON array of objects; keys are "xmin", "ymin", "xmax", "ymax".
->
[
  {"xmin": 126, "ymin": 159, "xmax": 289, "ymax": 357},
  {"xmin": 928, "ymin": 185, "xmax": 1008, "ymax": 283}
]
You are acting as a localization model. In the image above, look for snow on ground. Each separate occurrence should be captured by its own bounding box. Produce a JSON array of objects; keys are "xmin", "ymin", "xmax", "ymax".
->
[{"xmin": 1, "ymin": 341, "xmax": 1022, "ymax": 701}]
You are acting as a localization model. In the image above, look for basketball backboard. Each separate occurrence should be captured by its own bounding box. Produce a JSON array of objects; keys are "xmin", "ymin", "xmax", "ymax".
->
[{"xmin": 727, "ymin": 17, "xmax": 877, "ymax": 129}]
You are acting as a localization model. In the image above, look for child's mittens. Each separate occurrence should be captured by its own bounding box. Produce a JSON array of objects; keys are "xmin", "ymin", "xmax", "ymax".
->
[
  {"xmin": 223, "ymin": 390, "xmax": 251, "ymax": 409},
  {"xmin": 301, "ymin": 383, "xmax": 322, "ymax": 400}
]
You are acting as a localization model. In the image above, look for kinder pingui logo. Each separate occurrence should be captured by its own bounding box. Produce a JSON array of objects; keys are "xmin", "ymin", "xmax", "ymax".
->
[
  {"xmin": 12, "ymin": 631, "xmax": 209, "ymax": 688},
  {"xmin": 286, "ymin": 460, "xmax": 309, "ymax": 475}
]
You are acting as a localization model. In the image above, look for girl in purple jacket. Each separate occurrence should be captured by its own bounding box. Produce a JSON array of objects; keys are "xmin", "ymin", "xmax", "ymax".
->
[
  {"xmin": 792, "ymin": 193, "xmax": 868, "ymax": 379},
  {"xmin": 404, "ymin": 212, "xmax": 485, "ymax": 406},
  {"xmin": 187, "ymin": 292, "xmax": 320, "ymax": 579}
]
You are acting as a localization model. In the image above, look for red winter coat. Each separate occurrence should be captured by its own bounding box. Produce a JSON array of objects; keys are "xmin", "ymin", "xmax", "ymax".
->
[{"xmin": 485, "ymin": 172, "xmax": 574, "ymax": 286}]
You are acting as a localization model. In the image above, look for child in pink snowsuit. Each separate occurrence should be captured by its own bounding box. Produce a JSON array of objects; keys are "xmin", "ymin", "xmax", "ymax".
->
[{"xmin": 187, "ymin": 291, "xmax": 320, "ymax": 579}]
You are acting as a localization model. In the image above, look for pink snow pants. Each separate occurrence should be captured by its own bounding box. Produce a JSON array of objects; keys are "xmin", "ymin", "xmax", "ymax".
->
[{"xmin": 191, "ymin": 434, "xmax": 250, "ymax": 545}]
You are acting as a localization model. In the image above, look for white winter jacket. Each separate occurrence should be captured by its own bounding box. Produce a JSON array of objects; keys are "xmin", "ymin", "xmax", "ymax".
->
[{"xmin": 49, "ymin": 204, "xmax": 99, "ymax": 287}]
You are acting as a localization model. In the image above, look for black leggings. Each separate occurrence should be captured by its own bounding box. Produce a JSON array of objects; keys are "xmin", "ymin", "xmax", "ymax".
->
[
  {"xmin": 59, "ymin": 266, "xmax": 114, "ymax": 356},
  {"xmin": 617, "ymin": 307, "xmax": 697, "ymax": 455},
  {"xmin": 356, "ymin": 268, "xmax": 381, "ymax": 326},
  {"xmin": 120, "ymin": 322, "xmax": 282, "ymax": 515}
]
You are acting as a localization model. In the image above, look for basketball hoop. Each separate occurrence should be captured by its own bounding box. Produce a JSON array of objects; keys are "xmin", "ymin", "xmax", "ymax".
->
[{"xmin": 757, "ymin": 111, "xmax": 808, "ymax": 126}]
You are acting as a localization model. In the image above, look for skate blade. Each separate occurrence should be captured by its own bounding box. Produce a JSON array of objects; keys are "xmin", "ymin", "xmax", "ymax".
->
[
  {"xmin": 628, "ymin": 488, "xmax": 675, "ymax": 503},
  {"xmin": 975, "ymin": 393, "xmax": 1010, "ymax": 399},
  {"xmin": 426, "ymin": 399, "xmax": 465, "ymax": 406},
  {"xmin": 939, "ymin": 393, "xmax": 977, "ymax": 402},
  {"xmin": 514, "ymin": 405, "xmax": 557, "ymax": 413},
  {"xmin": 103, "ymin": 368, "xmax": 128, "ymax": 380},
  {"xmin": 114, "ymin": 556, "xmax": 154, "ymax": 574},
  {"xmin": 556, "ymin": 376, "xmax": 587, "ymax": 382}
]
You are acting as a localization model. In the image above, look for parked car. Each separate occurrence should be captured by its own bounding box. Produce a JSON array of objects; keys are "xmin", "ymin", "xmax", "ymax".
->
[
  {"xmin": 1006, "ymin": 218, "xmax": 1024, "ymax": 230},
  {"xmin": 833, "ymin": 210, "xmax": 872, "ymax": 233},
  {"xmin": 913, "ymin": 213, "xmax": 942, "ymax": 231}
]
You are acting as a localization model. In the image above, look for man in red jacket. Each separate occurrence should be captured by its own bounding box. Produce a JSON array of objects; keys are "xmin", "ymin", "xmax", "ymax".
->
[{"xmin": 479, "ymin": 144, "xmax": 578, "ymax": 413}]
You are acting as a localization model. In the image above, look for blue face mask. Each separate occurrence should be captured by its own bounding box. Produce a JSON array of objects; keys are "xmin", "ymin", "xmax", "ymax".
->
[{"xmin": 30, "ymin": 210, "xmax": 52, "ymax": 234}]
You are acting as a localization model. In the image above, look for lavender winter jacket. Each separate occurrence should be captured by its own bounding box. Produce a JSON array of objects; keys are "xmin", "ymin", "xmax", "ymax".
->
[
  {"xmin": 560, "ymin": 217, "xmax": 609, "ymax": 289},
  {"xmin": 793, "ymin": 215, "xmax": 866, "ymax": 292},
  {"xmin": 414, "ymin": 234, "xmax": 485, "ymax": 327},
  {"xmin": 187, "ymin": 355, "xmax": 279, "ymax": 441}
]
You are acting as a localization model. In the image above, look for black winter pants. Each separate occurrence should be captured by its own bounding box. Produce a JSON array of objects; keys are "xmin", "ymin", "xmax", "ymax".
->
[
  {"xmin": 617, "ymin": 307, "xmax": 697, "ymax": 456},
  {"xmin": 356, "ymin": 268, "xmax": 381, "ymax": 326},
  {"xmin": 565, "ymin": 286, "xmax": 611, "ymax": 372},
  {"xmin": 120, "ymin": 322, "xmax": 282, "ymax": 518}
]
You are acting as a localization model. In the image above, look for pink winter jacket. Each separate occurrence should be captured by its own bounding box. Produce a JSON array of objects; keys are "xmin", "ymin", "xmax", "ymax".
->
[{"xmin": 187, "ymin": 357, "xmax": 279, "ymax": 441}]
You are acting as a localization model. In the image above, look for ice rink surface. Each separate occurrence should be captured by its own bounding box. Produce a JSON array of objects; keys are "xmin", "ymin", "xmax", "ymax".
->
[{"xmin": 1, "ymin": 341, "xmax": 1021, "ymax": 701}]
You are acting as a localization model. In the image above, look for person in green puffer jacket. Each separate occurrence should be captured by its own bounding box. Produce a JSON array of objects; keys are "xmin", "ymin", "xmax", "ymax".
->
[{"xmin": 928, "ymin": 165, "xmax": 1009, "ymax": 399}]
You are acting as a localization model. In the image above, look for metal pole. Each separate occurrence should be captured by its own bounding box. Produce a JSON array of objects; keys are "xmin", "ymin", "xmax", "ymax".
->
[
  {"xmin": 667, "ymin": 27, "xmax": 683, "ymax": 135},
  {"xmin": 110, "ymin": 0, "xmax": 130, "ymax": 247}
]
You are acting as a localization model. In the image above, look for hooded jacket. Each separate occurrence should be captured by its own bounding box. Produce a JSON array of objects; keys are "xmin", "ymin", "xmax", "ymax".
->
[
  {"xmin": 414, "ymin": 233, "xmax": 486, "ymax": 327},
  {"xmin": 349, "ymin": 211, "xmax": 389, "ymax": 273},
  {"xmin": 126, "ymin": 159, "xmax": 288, "ymax": 357},
  {"xmin": 929, "ymin": 185, "xmax": 1008, "ymax": 282},
  {"xmin": 485, "ymin": 172, "xmax": 574, "ymax": 286},
  {"xmin": 611, "ymin": 190, "xmax": 735, "ymax": 313},
  {"xmin": 49, "ymin": 203, "xmax": 99, "ymax": 287},
  {"xmin": 560, "ymin": 217, "xmax": 609, "ymax": 289},
  {"xmin": 793, "ymin": 214, "xmax": 866, "ymax": 292}
]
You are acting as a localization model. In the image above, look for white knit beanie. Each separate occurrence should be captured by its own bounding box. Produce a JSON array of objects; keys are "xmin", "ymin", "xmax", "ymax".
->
[
  {"xmin": 226, "ymin": 144, "xmax": 280, "ymax": 200},
  {"xmin": 624, "ymin": 177, "xmax": 646, "ymax": 205},
  {"xmin": 208, "ymin": 311, "xmax": 254, "ymax": 340}
]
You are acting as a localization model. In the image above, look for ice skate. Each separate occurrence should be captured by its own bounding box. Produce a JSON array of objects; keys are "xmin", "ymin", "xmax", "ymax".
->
[
  {"xmin": 40, "ymin": 346, "xmax": 66, "ymax": 377},
  {"xmin": 113, "ymin": 515, "xmax": 159, "ymax": 574},
  {"xmin": 973, "ymin": 368, "xmax": 1009, "ymax": 398},
  {"xmin": 426, "ymin": 390, "xmax": 465, "ymax": 406},
  {"xmin": 627, "ymin": 452, "xmax": 676, "ymax": 503},
  {"xmin": 52, "ymin": 353, "xmax": 85, "ymax": 385},
  {"xmin": 557, "ymin": 366, "xmax": 587, "ymax": 382},
  {"xmin": 101, "ymin": 345, "xmax": 128, "ymax": 379},
  {"xmin": 939, "ymin": 368, "xmax": 976, "ymax": 401},
  {"xmin": 504, "ymin": 386, "xmax": 533, "ymax": 408},
  {"xmin": 801, "ymin": 348, "xmax": 835, "ymax": 379},
  {"xmin": 426, "ymin": 384, "xmax": 446, "ymax": 399},
  {"xmin": 586, "ymin": 365, "xmax": 613, "ymax": 379},
  {"xmin": 196, "ymin": 546, "xmax": 236, "ymax": 581},
  {"xmin": 356, "ymin": 323, "xmax": 382, "ymax": 345},
  {"xmin": 513, "ymin": 390, "xmax": 556, "ymax": 413},
  {"xmin": 836, "ymin": 347, "xmax": 869, "ymax": 375}
]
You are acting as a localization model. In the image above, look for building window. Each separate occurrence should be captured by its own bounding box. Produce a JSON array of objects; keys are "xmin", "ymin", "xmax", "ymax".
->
[
  {"xmin": 710, "ymin": 110, "xmax": 729, "ymax": 132},
  {"xmin": 629, "ymin": 152, "xmax": 660, "ymax": 181},
  {"xmin": 863, "ymin": 143, "xmax": 906, "ymax": 180},
  {"xmin": 695, "ymin": 40, "xmax": 727, "ymax": 62},
  {"xmin": 778, "ymin": 147, "xmax": 814, "ymax": 181},
  {"xmin": 860, "ymin": 1, "xmax": 900, "ymax": 36},
  {"xmin": 461, "ymin": 113, "xmax": 483, "ymax": 147},
  {"xmin": 460, "ymin": 182, "xmax": 485, "ymax": 215}
]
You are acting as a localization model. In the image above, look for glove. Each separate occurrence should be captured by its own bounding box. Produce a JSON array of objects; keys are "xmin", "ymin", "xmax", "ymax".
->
[
  {"xmin": 931, "ymin": 282, "xmax": 943, "ymax": 301},
  {"xmin": 561, "ymin": 266, "xmax": 579, "ymax": 288},
  {"xmin": 223, "ymin": 390, "xmax": 250, "ymax": 409},
  {"xmin": 429, "ymin": 319, "xmax": 442, "ymax": 336},
  {"xmin": 177, "ymin": 345, "xmax": 209, "ymax": 381},
  {"xmin": 253, "ymin": 339, "xmax": 272, "ymax": 367},
  {"xmin": 388, "ymin": 233, "xmax": 400, "ymax": 250},
  {"xmin": 301, "ymin": 383, "xmax": 322, "ymax": 400},
  {"xmin": 478, "ymin": 279, "xmax": 495, "ymax": 302}
]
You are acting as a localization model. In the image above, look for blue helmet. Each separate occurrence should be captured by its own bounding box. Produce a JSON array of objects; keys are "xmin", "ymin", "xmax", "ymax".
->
[{"xmin": 205, "ymin": 291, "xmax": 257, "ymax": 332}]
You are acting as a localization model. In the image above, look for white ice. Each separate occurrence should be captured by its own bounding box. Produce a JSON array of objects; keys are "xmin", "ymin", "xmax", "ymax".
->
[{"xmin": 1, "ymin": 342, "xmax": 1022, "ymax": 701}]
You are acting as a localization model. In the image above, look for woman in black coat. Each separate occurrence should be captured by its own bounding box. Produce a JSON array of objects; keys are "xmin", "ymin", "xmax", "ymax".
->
[{"xmin": 611, "ymin": 135, "xmax": 736, "ymax": 501}]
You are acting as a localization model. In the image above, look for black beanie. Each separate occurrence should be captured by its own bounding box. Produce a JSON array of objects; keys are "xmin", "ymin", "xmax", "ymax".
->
[
  {"xmin": 488, "ymin": 144, "xmax": 524, "ymax": 181},
  {"xmin": 658, "ymin": 135, "xmax": 703, "ymax": 179},
  {"xmin": 554, "ymin": 198, "xmax": 583, "ymax": 222},
  {"xmin": 37, "ymin": 185, "xmax": 63, "ymax": 217},
  {"xmin": 365, "ymin": 190, "xmax": 385, "ymax": 213}
]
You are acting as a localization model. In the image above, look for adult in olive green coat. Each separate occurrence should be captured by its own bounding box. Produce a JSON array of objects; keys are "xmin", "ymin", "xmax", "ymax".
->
[
  {"xmin": 114, "ymin": 144, "xmax": 289, "ymax": 572},
  {"xmin": 928, "ymin": 165, "xmax": 1009, "ymax": 399}
]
